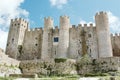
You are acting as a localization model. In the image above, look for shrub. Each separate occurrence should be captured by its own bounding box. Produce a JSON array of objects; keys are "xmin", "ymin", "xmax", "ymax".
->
[
  {"xmin": 84, "ymin": 73, "xmax": 98, "ymax": 77},
  {"xmin": 84, "ymin": 72, "xmax": 110, "ymax": 77},
  {"xmin": 54, "ymin": 58, "xmax": 67, "ymax": 63}
]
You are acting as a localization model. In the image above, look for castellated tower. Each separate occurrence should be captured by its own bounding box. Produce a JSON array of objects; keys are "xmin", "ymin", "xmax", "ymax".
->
[
  {"xmin": 57, "ymin": 16, "xmax": 70, "ymax": 58},
  {"xmin": 41, "ymin": 17, "xmax": 54, "ymax": 59},
  {"xmin": 95, "ymin": 11, "xmax": 113, "ymax": 58},
  {"xmin": 6, "ymin": 18, "xmax": 28, "ymax": 59}
]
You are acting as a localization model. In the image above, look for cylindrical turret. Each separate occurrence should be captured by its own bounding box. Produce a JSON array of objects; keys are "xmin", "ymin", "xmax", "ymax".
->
[
  {"xmin": 41, "ymin": 17, "xmax": 54, "ymax": 59},
  {"xmin": 95, "ymin": 11, "xmax": 113, "ymax": 58},
  {"xmin": 57, "ymin": 16, "xmax": 70, "ymax": 58},
  {"xmin": 44, "ymin": 17, "xmax": 53, "ymax": 30}
]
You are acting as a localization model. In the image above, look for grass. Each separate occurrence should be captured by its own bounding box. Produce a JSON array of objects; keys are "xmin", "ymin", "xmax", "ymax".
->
[
  {"xmin": 0, "ymin": 77, "xmax": 79, "ymax": 80},
  {"xmin": 54, "ymin": 58, "xmax": 67, "ymax": 63},
  {"xmin": 1, "ymin": 75, "xmax": 120, "ymax": 80},
  {"xmin": 17, "ymin": 76, "xmax": 120, "ymax": 80},
  {"xmin": 0, "ymin": 77, "xmax": 16, "ymax": 80},
  {"xmin": 0, "ymin": 75, "xmax": 80, "ymax": 80}
]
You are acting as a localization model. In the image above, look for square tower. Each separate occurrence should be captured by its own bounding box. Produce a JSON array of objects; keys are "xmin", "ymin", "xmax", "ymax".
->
[{"xmin": 6, "ymin": 18, "xmax": 28, "ymax": 59}]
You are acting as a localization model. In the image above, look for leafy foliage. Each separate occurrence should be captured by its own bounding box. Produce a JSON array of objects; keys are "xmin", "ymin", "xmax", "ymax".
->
[
  {"xmin": 54, "ymin": 58, "xmax": 67, "ymax": 63},
  {"xmin": 77, "ymin": 54, "xmax": 92, "ymax": 67}
]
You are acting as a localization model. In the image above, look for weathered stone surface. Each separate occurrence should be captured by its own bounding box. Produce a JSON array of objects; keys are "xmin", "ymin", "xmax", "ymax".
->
[
  {"xmin": 19, "ymin": 59, "xmax": 76, "ymax": 76},
  {"xmin": 0, "ymin": 48, "xmax": 21, "ymax": 77},
  {"xmin": 111, "ymin": 34, "xmax": 120, "ymax": 56},
  {"xmin": 19, "ymin": 57, "xmax": 120, "ymax": 75},
  {"xmin": 77, "ymin": 57, "xmax": 120, "ymax": 74},
  {"xmin": 54, "ymin": 59, "xmax": 77, "ymax": 75},
  {"xmin": 5, "ymin": 11, "xmax": 117, "ymax": 60},
  {"xmin": 95, "ymin": 12, "xmax": 112, "ymax": 58}
]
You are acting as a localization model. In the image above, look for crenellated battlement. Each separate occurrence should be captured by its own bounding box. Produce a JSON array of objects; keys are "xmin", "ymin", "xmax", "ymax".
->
[
  {"xmin": 44, "ymin": 17, "xmax": 53, "ymax": 21},
  {"xmin": 77, "ymin": 23, "xmax": 95, "ymax": 28},
  {"xmin": 60, "ymin": 15, "xmax": 70, "ymax": 23},
  {"xmin": 95, "ymin": 11, "xmax": 107, "ymax": 16},
  {"xmin": 54, "ymin": 26, "xmax": 59, "ymax": 30},
  {"xmin": 72, "ymin": 25, "xmax": 76, "ymax": 28},
  {"xmin": 90, "ymin": 23, "xmax": 94, "ymax": 27},
  {"xmin": 60, "ymin": 15, "xmax": 69, "ymax": 19},
  {"xmin": 26, "ymin": 23, "xmax": 96, "ymax": 33},
  {"xmin": 27, "ymin": 27, "xmax": 43, "ymax": 32},
  {"xmin": 44, "ymin": 17, "xmax": 54, "ymax": 29},
  {"xmin": 11, "ymin": 18, "xmax": 28, "ymax": 24},
  {"xmin": 78, "ymin": 24, "xmax": 82, "ymax": 27},
  {"xmin": 53, "ymin": 26, "xmax": 59, "ymax": 33},
  {"xmin": 55, "ymin": 26, "xmax": 58, "ymax": 29},
  {"xmin": 111, "ymin": 33, "xmax": 120, "ymax": 37},
  {"xmin": 84, "ymin": 24, "xmax": 87, "ymax": 27}
]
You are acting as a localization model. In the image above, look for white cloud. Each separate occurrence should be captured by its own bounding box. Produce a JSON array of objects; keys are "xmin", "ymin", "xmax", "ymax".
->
[
  {"xmin": 0, "ymin": 29, "xmax": 8, "ymax": 50},
  {"xmin": 107, "ymin": 11, "xmax": 120, "ymax": 33},
  {"xmin": 0, "ymin": 0, "xmax": 29, "ymax": 27},
  {"xmin": 0, "ymin": 0, "xmax": 29, "ymax": 50},
  {"xmin": 80, "ymin": 20, "xmax": 87, "ymax": 25},
  {"xmin": 50, "ymin": 0, "xmax": 68, "ymax": 9}
]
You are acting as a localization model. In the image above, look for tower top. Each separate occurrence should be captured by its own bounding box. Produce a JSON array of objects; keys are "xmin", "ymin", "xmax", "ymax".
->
[
  {"xmin": 60, "ymin": 15, "xmax": 70, "ymax": 29},
  {"xmin": 11, "ymin": 18, "xmax": 28, "ymax": 23},
  {"xmin": 60, "ymin": 15, "xmax": 69, "ymax": 19},
  {"xmin": 44, "ymin": 17, "xmax": 54, "ymax": 29},
  {"xmin": 95, "ymin": 11, "xmax": 107, "ymax": 18},
  {"xmin": 44, "ymin": 17, "xmax": 53, "ymax": 21}
]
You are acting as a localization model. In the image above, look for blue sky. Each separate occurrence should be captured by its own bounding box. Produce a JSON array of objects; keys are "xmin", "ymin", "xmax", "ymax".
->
[
  {"xmin": 21, "ymin": 0, "xmax": 120, "ymax": 27},
  {"xmin": 0, "ymin": 0, "xmax": 120, "ymax": 49}
]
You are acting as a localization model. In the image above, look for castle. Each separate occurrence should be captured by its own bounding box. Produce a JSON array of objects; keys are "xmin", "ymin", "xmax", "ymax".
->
[{"xmin": 5, "ymin": 11, "xmax": 120, "ymax": 60}]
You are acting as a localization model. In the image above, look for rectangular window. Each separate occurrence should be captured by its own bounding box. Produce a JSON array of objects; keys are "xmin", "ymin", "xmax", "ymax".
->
[{"xmin": 54, "ymin": 37, "xmax": 59, "ymax": 42}]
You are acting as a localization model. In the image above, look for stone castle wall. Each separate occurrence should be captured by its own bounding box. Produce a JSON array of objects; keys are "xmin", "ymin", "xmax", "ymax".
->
[
  {"xmin": 69, "ymin": 24, "xmax": 98, "ymax": 59},
  {"xmin": 21, "ymin": 28, "xmax": 43, "ymax": 60},
  {"xmin": 5, "ymin": 11, "xmax": 119, "ymax": 60},
  {"xmin": 52, "ymin": 27, "xmax": 59, "ymax": 58},
  {"xmin": 111, "ymin": 33, "xmax": 120, "ymax": 56}
]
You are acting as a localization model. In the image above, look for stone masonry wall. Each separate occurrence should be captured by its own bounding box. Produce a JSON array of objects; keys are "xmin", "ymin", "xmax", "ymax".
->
[
  {"xmin": 52, "ymin": 27, "xmax": 59, "ymax": 58},
  {"xmin": 69, "ymin": 24, "xmax": 98, "ymax": 59},
  {"xmin": 77, "ymin": 57, "xmax": 120, "ymax": 74},
  {"xmin": 19, "ymin": 59, "xmax": 76, "ymax": 76},
  {"xmin": 21, "ymin": 28, "xmax": 43, "ymax": 60},
  {"xmin": 111, "ymin": 34, "xmax": 120, "ymax": 56},
  {"xmin": 0, "ymin": 48, "xmax": 21, "ymax": 77},
  {"xmin": 6, "ymin": 11, "xmax": 120, "ymax": 60},
  {"xmin": 19, "ymin": 57, "xmax": 120, "ymax": 75}
]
